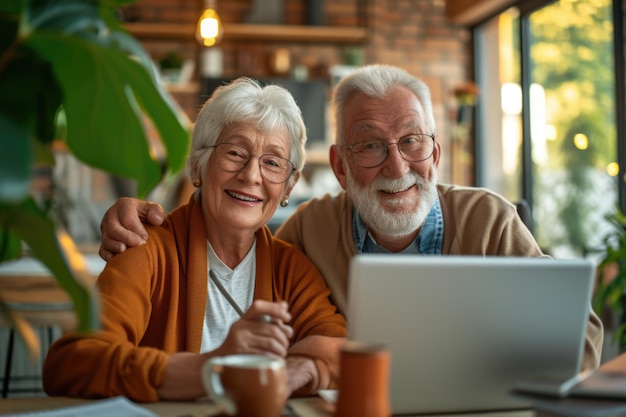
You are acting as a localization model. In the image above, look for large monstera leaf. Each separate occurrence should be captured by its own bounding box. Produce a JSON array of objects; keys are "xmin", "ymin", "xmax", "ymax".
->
[{"xmin": 0, "ymin": 0, "xmax": 191, "ymax": 334}]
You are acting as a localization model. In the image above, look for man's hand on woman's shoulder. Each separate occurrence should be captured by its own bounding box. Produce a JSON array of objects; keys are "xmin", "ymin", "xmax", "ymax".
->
[{"xmin": 99, "ymin": 197, "xmax": 166, "ymax": 261}]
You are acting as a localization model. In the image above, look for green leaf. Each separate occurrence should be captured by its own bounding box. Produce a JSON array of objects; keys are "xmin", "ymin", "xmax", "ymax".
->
[
  {"xmin": 617, "ymin": 322, "xmax": 626, "ymax": 351},
  {"xmin": 35, "ymin": 66, "xmax": 63, "ymax": 145},
  {"xmin": 104, "ymin": 30, "xmax": 190, "ymax": 176},
  {"xmin": 27, "ymin": 33, "xmax": 163, "ymax": 197},
  {"xmin": 24, "ymin": 1, "xmax": 102, "ymax": 35},
  {"xmin": 124, "ymin": 50, "xmax": 190, "ymax": 177},
  {"xmin": 0, "ymin": 0, "xmax": 188, "ymax": 342},
  {"xmin": 0, "ymin": 1, "xmax": 23, "ymax": 15},
  {"xmin": 0, "ymin": 227, "xmax": 22, "ymax": 261},
  {"xmin": 0, "ymin": 48, "xmax": 62, "ymax": 147},
  {"xmin": 0, "ymin": 4, "xmax": 20, "ymax": 53},
  {"xmin": 0, "ymin": 199, "xmax": 100, "ymax": 332},
  {"xmin": 25, "ymin": 29, "xmax": 189, "ymax": 197},
  {"xmin": 0, "ymin": 113, "xmax": 31, "ymax": 202}
]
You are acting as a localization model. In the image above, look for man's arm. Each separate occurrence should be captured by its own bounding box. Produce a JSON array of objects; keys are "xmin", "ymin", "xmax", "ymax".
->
[{"xmin": 99, "ymin": 197, "xmax": 165, "ymax": 261}]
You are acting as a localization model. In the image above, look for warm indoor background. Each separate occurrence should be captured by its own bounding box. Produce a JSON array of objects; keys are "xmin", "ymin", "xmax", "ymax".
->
[
  {"xmin": 45, "ymin": 0, "xmax": 478, "ymax": 249},
  {"xmin": 5, "ymin": 0, "xmax": 626, "ymax": 397}
]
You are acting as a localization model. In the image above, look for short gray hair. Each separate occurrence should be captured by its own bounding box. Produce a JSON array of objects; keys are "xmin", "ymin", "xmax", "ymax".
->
[
  {"xmin": 188, "ymin": 77, "xmax": 307, "ymax": 188},
  {"xmin": 332, "ymin": 64, "xmax": 436, "ymax": 145}
]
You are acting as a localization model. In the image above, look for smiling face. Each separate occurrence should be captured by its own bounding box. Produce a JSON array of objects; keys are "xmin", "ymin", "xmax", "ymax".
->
[
  {"xmin": 330, "ymin": 86, "xmax": 441, "ymax": 239},
  {"xmin": 199, "ymin": 122, "xmax": 293, "ymax": 237}
]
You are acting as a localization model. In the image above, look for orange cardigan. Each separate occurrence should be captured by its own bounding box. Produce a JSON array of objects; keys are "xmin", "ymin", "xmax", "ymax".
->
[{"xmin": 43, "ymin": 197, "xmax": 347, "ymax": 402}]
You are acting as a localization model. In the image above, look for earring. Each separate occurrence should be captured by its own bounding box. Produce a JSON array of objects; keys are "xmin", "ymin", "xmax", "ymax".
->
[
  {"xmin": 280, "ymin": 198, "xmax": 289, "ymax": 208},
  {"xmin": 192, "ymin": 179, "xmax": 202, "ymax": 188}
]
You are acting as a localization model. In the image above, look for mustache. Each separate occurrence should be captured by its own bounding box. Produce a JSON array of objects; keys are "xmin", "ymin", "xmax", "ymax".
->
[{"xmin": 370, "ymin": 171, "xmax": 428, "ymax": 192}]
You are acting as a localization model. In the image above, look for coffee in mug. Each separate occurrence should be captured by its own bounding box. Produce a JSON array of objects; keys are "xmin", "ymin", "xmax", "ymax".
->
[{"xmin": 202, "ymin": 354, "xmax": 288, "ymax": 417}]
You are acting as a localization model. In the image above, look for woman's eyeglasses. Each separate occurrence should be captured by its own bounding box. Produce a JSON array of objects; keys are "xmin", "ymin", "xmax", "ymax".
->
[{"xmin": 210, "ymin": 143, "xmax": 295, "ymax": 184}]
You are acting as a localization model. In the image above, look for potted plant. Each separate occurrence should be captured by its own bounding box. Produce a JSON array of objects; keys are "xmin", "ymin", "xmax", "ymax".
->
[
  {"xmin": 158, "ymin": 51, "xmax": 184, "ymax": 83},
  {"xmin": 0, "ymin": 0, "xmax": 190, "ymax": 347},
  {"xmin": 592, "ymin": 206, "xmax": 626, "ymax": 352}
]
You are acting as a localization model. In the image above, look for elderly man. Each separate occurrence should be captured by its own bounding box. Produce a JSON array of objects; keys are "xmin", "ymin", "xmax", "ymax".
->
[{"xmin": 99, "ymin": 64, "xmax": 603, "ymax": 370}]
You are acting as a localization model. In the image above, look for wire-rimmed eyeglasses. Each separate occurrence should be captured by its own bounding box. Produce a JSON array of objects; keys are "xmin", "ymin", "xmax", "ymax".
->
[
  {"xmin": 342, "ymin": 134, "xmax": 435, "ymax": 168},
  {"xmin": 210, "ymin": 143, "xmax": 295, "ymax": 184}
]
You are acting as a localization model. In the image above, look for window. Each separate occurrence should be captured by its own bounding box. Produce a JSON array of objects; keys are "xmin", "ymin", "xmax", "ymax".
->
[{"xmin": 475, "ymin": 0, "xmax": 618, "ymax": 258}]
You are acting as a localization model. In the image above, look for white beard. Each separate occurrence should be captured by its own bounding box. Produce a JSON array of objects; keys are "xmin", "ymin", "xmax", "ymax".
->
[{"xmin": 346, "ymin": 168, "xmax": 438, "ymax": 238}]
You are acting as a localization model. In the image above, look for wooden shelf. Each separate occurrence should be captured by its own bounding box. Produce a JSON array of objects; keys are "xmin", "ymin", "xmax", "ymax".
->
[
  {"xmin": 164, "ymin": 81, "xmax": 199, "ymax": 94},
  {"xmin": 125, "ymin": 22, "xmax": 367, "ymax": 44},
  {"xmin": 225, "ymin": 24, "xmax": 366, "ymax": 43}
]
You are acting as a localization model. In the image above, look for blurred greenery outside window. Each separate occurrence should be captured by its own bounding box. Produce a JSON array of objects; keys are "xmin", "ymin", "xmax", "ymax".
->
[{"xmin": 475, "ymin": 0, "xmax": 617, "ymax": 259}]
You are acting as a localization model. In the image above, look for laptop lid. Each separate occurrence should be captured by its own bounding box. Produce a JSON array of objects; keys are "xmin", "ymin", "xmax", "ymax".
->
[{"xmin": 346, "ymin": 255, "xmax": 595, "ymax": 415}]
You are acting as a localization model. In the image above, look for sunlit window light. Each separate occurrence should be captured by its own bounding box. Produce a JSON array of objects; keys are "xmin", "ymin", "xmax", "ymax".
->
[
  {"xmin": 501, "ymin": 116, "xmax": 521, "ymax": 176},
  {"xmin": 500, "ymin": 83, "xmax": 522, "ymax": 115},
  {"xmin": 545, "ymin": 124, "xmax": 557, "ymax": 141},
  {"xmin": 607, "ymin": 162, "xmax": 619, "ymax": 177},
  {"xmin": 573, "ymin": 133, "xmax": 588, "ymax": 150}
]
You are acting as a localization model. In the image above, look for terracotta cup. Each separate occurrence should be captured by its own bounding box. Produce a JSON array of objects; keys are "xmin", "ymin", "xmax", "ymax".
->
[
  {"xmin": 335, "ymin": 341, "xmax": 391, "ymax": 417},
  {"xmin": 202, "ymin": 354, "xmax": 288, "ymax": 417}
]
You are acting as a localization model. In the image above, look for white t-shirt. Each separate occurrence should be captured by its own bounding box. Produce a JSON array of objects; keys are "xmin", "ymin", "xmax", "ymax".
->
[{"xmin": 200, "ymin": 239, "xmax": 256, "ymax": 352}]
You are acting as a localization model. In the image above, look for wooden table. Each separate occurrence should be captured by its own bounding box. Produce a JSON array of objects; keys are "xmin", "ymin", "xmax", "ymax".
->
[
  {"xmin": 4, "ymin": 352, "xmax": 622, "ymax": 417},
  {"xmin": 1, "ymin": 256, "xmax": 623, "ymax": 417},
  {"xmin": 0, "ymin": 395, "xmax": 533, "ymax": 417}
]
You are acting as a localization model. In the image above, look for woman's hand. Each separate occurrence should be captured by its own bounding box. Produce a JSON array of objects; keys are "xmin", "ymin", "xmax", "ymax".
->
[{"xmin": 214, "ymin": 300, "xmax": 294, "ymax": 358}]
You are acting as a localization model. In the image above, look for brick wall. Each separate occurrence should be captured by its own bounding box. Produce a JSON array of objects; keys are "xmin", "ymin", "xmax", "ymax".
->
[
  {"xmin": 124, "ymin": 0, "xmax": 472, "ymax": 184},
  {"xmin": 362, "ymin": 0, "xmax": 472, "ymax": 183}
]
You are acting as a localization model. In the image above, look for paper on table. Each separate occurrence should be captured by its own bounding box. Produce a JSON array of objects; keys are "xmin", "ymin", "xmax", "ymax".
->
[{"xmin": 3, "ymin": 397, "xmax": 158, "ymax": 417}]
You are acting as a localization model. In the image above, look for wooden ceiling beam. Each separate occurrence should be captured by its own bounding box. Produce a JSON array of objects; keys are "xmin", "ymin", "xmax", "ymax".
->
[{"xmin": 445, "ymin": 0, "xmax": 518, "ymax": 25}]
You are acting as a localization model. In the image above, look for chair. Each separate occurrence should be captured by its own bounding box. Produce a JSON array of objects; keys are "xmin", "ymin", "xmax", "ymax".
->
[
  {"xmin": 2, "ymin": 326, "xmax": 57, "ymax": 397},
  {"xmin": 515, "ymin": 199, "xmax": 534, "ymax": 235}
]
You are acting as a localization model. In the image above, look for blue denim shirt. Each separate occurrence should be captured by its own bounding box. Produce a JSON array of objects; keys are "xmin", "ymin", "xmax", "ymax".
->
[{"xmin": 353, "ymin": 197, "xmax": 444, "ymax": 254}]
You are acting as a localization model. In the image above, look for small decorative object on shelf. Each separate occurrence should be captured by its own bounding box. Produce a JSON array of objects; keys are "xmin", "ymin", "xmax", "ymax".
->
[{"xmin": 159, "ymin": 52, "xmax": 195, "ymax": 85}]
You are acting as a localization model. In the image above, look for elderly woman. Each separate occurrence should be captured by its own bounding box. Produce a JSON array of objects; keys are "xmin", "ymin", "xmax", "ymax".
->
[{"xmin": 42, "ymin": 77, "xmax": 347, "ymax": 402}]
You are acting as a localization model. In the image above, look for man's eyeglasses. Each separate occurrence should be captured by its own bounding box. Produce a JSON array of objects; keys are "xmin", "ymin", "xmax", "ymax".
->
[
  {"xmin": 210, "ymin": 143, "xmax": 295, "ymax": 184},
  {"xmin": 343, "ymin": 134, "xmax": 435, "ymax": 168}
]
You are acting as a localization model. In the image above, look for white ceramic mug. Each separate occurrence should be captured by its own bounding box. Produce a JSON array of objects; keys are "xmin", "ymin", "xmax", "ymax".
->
[{"xmin": 202, "ymin": 354, "xmax": 288, "ymax": 417}]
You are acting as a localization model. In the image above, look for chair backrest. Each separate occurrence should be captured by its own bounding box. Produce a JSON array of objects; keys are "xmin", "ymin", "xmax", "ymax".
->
[{"xmin": 515, "ymin": 199, "xmax": 534, "ymax": 235}]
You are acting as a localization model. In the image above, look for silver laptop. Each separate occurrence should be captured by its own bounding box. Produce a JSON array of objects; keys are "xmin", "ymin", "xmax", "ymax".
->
[{"xmin": 346, "ymin": 255, "xmax": 595, "ymax": 415}]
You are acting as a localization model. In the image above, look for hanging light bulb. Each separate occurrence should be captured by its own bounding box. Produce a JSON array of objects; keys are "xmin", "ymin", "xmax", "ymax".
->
[{"xmin": 196, "ymin": 0, "xmax": 224, "ymax": 47}]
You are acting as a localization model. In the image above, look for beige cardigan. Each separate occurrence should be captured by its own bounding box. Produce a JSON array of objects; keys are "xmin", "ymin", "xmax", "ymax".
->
[{"xmin": 276, "ymin": 183, "xmax": 604, "ymax": 370}]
